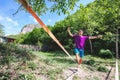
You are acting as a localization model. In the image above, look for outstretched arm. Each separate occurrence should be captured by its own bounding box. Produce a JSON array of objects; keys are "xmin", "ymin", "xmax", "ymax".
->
[
  {"xmin": 67, "ymin": 27, "xmax": 73, "ymax": 37},
  {"xmin": 89, "ymin": 35, "xmax": 102, "ymax": 39}
]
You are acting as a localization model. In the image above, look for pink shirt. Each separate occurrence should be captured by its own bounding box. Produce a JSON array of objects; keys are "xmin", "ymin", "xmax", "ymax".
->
[{"xmin": 73, "ymin": 35, "xmax": 89, "ymax": 49}]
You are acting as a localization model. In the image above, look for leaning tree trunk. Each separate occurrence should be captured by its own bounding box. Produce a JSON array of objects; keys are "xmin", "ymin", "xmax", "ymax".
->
[
  {"xmin": 115, "ymin": 28, "xmax": 119, "ymax": 80},
  {"xmin": 116, "ymin": 28, "xmax": 119, "ymax": 59},
  {"xmin": 89, "ymin": 39, "xmax": 93, "ymax": 54}
]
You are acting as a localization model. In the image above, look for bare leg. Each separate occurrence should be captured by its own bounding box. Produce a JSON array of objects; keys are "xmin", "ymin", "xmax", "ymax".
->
[
  {"xmin": 77, "ymin": 58, "xmax": 82, "ymax": 69},
  {"xmin": 75, "ymin": 54, "xmax": 81, "ymax": 70},
  {"xmin": 78, "ymin": 58, "xmax": 82, "ymax": 65},
  {"xmin": 75, "ymin": 54, "xmax": 80, "ymax": 64}
]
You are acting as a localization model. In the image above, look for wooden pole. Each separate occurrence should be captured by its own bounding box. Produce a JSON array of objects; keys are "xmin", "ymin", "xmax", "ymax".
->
[
  {"xmin": 115, "ymin": 28, "xmax": 119, "ymax": 80},
  {"xmin": 116, "ymin": 28, "xmax": 119, "ymax": 59}
]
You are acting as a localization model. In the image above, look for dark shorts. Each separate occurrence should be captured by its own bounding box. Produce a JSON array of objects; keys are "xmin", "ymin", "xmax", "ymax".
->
[{"xmin": 74, "ymin": 48, "xmax": 84, "ymax": 58}]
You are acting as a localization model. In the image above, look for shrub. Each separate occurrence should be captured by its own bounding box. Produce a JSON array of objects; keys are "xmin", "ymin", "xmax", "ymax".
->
[
  {"xmin": 97, "ymin": 65, "xmax": 108, "ymax": 72},
  {"xmin": 86, "ymin": 59, "xmax": 95, "ymax": 66},
  {"xmin": 0, "ymin": 43, "xmax": 35, "ymax": 65},
  {"xmin": 98, "ymin": 49, "xmax": 113, "ymax": 58}
]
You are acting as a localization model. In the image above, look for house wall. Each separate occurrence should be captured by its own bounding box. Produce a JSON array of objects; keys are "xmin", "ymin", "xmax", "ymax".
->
[
  {"xmin": 0, "ymin": 37, "xmax": 15, "ymax": 43},
  {"xmin": 0, "ymin": 38, "xmax": 3, "ymax": 42},
  {"xmin": 0, "ymin": 37, "xmax": 6, "ymax": 43}
]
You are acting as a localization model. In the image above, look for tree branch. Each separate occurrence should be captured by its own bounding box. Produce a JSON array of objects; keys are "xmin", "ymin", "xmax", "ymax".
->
[{"xmin": 12, "ymin": 5, "xmax": 22, "ymax": 16}]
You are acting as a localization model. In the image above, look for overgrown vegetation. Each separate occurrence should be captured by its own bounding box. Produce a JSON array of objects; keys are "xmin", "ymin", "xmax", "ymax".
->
[
  {"xmin": 0, "ymin": 43, "xmax": 36, "ymax": 80},
  {"xmin": 0, "ymin": 43, "xmax": 116, "ymax": 79},
  {"xmin": 0, "ymin": 43, "xmax": 34, "ymax": 64},
  {"xmin": 15, "ymin": 0, "xmax": 120, "ymax": 57}
]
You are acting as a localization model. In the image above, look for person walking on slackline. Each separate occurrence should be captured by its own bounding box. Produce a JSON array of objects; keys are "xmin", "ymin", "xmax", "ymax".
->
[{"xmin": 67, "ymin": 27, "xmax": 102, "ymax": 69}]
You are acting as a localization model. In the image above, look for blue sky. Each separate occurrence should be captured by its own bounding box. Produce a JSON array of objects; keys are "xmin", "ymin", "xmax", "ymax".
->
[{"xmin": 0, "ymin": 0, "xmax": 94, "ymax": 35}]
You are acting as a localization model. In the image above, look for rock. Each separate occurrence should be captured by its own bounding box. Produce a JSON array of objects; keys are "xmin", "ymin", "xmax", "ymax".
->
[{"xmin": 20, "ymin": 24, "xmax": 41, "ymax": 34}]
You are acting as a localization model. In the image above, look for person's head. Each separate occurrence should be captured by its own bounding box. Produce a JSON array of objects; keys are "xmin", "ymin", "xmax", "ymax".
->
[{"xmin": 78, "ymin": 29, "xmax": 83, "ymax": 36}]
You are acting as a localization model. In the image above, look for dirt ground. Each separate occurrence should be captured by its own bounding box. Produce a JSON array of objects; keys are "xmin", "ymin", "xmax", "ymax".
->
[{"xmin": 63, "ymin": 65, "xmax": 115, "ymax": 80}]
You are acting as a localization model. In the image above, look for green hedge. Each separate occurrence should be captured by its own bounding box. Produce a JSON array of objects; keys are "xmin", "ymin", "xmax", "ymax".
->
[{"xmin": 98, "ymin": 49, "xmax": 113, "ymax": 58}]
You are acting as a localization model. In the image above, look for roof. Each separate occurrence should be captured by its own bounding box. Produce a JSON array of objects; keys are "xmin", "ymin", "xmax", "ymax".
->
[{"xmin": 0, "ymin": 36, "xmax": 16, "ymax": 40}]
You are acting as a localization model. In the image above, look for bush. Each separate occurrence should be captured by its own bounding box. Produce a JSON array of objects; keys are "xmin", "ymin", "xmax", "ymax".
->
[
  {"xmin": 97, "ymin": 66, "xmax": 108, "ymax": 72},
  {"xmin": 98, "ymin": 49, "xmax": 113, "ymax": 58},
  {"xmin": 86, "ymin": 59, "xmax": 95, "ymax": 66},
  {"xmin": 0, "ymin": 43, "xmax": 35, "ymax": 65}
]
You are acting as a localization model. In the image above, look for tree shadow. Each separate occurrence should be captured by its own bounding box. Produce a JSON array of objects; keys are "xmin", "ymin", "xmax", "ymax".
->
[
  {"xmin": 52, "ymin": 57, "xmax": 76, "ymax": 64},
  {"xmin": 105, "ymin": 66, "xmax": 113, "ymax": 80},
  {"xmin": 46, "ymin": 51, "xmax": 75, "ymax": 59}
]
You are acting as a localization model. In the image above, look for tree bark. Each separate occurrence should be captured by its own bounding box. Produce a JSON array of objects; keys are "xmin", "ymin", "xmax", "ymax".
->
[
  {"xmin": 89, "ymin": 39, "xmax": 93, "ymax": 54},
  {"xmin": 116, "ymin": 28, "xmax": 119, "ymax": 59}
]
